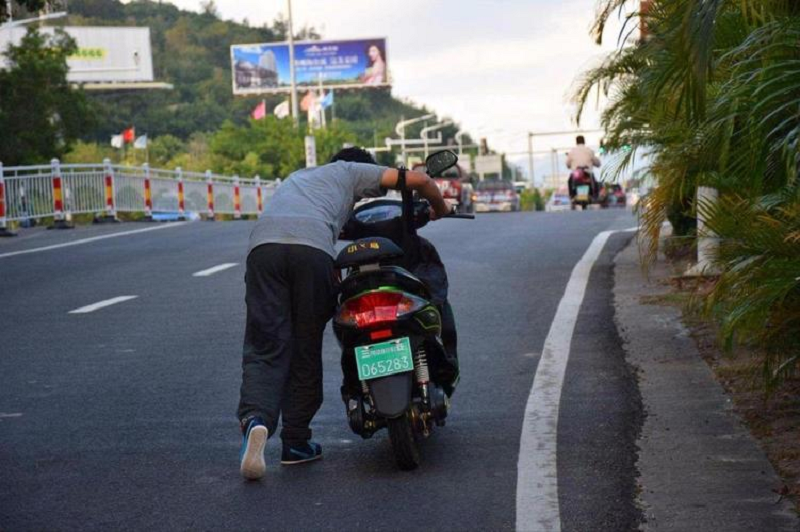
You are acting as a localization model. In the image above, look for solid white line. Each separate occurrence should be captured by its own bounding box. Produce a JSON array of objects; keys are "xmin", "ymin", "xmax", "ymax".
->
[
  {"xmin": 192, "ymin": 263, "xmax": 239, "ymax": 277},
  {"xmin": 0, "ymin": 223, "xmax": 187, "ymax": 259},
  {"xmin": 516, "ymin": 229, "xmax": 625, "ymax": 532},
  {"xmin": 68, "ymin": 295, "xmax": 138, "ymax": 314}
]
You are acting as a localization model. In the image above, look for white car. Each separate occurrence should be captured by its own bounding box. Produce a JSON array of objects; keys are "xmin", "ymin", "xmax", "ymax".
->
[{"xmin": 545, "ymin": 188, "xmax": 571, "ymax": 212}]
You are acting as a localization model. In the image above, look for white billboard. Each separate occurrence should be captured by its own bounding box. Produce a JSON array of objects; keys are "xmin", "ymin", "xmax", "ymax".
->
[
  {"xmin": 0, "ymin": 26, "xmax": 154, "ymax": 83},
  {"xmin": 475, "ymin": 154, "xmax": 503, "ymax": 178}
]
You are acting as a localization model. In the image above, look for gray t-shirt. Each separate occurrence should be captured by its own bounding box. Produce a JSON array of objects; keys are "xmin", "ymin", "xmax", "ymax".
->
[{"xmin": 248, "ymin": 161, "xmax": 388, "ymax": 258}]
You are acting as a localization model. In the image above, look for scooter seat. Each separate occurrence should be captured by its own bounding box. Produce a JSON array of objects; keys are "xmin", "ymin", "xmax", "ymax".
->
[{"xmin": 335, "ymin": 237, "xmax": 404, "ymax": 269}]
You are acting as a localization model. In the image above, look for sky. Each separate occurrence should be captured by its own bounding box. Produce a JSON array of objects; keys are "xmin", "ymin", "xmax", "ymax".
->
[{"xmin": 164, "ymin": 0, "xmax": 630, "ymax": 181}]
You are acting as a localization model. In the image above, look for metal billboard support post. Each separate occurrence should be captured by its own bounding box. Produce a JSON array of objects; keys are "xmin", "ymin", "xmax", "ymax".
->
[{"xmin": 287, "ymin": 0, "xmax": 299, "ymax": 127}]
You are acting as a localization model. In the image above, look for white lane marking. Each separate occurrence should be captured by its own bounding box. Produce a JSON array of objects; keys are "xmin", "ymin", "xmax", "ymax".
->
[
  {"xmin": 0, "ymin": 223, "xmax": 187, "ymax": 259},
  {"xmin": 516, "ymin": 227, "xmax": 636, "ymax": 532},
  {"xmin": 0, "ymin": 413, "xmax": 23, "ymax": 419},
  {"xmin": 192, "ymin": 263, "xmax": 239, "ymax": 277},
  {"xmin": 68, "ymin": 295, "xmax": 138, "ymax": 314}
]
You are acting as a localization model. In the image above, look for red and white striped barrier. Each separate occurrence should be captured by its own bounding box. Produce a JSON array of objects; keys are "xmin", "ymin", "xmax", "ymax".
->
[
  {"xmin": 97, "ymin": 158, "xmax": 119, "ymax": 223},
  {"xmin": 0, "ymin": 162, "xmax": 16, "ymax": 237},
  {"xmin": 50, "ymin": 158, "xmax": 73, "ymax": 229},
  {"xmin": 206, "ymin": 170, "xmax": 215, "ymax": 221},
  {"xmin": 176, "ymin": 167, "xmax": 186, "ymax": 220},
  {"xmin": 0, "ymin": 160, "xmax": 280, "ymax": 225},
  {"xmin": 255, "ymin": 176, "xmax": 264, "ymax": 214},
  {"xmin": 143, "ymin": 163, "xmax": 153, "ymax": 220},
  {"xmin": 233, "ymin": 175, "xmax": 242, "ymax": 220}
]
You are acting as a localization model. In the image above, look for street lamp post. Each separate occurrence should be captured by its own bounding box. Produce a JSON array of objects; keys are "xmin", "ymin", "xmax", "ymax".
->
[
  {"xmin": 527, "ymin": 132, "xmax": 534, "ymax": 183},
  {"xmin": 287, "ymin": 0, "xmax": 299, "ymax": 127}
]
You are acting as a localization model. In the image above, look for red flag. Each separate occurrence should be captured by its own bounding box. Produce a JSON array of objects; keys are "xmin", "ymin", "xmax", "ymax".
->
[
  {"xmin": 122, "ymin": 127, "xmax": 135, "ymax": 143},
  {"xmin": 251, "ymin": 100, "xmax": 266, "ymax": 120}
]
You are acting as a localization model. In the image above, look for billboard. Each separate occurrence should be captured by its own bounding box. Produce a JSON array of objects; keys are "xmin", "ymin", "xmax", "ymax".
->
[
  {"xmin": 0, "ymin": 26, "xmax": 154, "ymax": 83},
  {"xmin": 231, "ymin": 38, "xmax": 389, "ymax": 95}
]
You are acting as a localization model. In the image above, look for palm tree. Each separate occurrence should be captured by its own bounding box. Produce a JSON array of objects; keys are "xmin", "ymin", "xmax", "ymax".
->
[{"xmin": 576, "ymin": 0, "xmax": 800, "ymax": 390}]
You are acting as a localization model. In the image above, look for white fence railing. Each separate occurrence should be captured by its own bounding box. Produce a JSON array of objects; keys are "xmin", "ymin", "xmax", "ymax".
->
[{"xmin": 0, "ymin": 159, "xmax": 280, "ymax": 230}]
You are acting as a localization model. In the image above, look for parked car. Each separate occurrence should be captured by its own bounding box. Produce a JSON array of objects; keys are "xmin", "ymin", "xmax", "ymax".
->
[
  {"xmin": 473, "ymin": 180, "xmax": 520, "ymax": 213},
  {"xmin": 412, "ymin": 162, "xmax": 474, "ymax": 213}
]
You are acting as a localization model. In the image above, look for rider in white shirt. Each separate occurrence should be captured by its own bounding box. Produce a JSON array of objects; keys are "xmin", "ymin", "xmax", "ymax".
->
[{"xmin": 566, "ymin": 136, "xmax": 601, "ymax": 198}]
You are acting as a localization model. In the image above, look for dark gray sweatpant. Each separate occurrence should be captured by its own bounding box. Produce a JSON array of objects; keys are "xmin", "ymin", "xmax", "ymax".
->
[{"xmin": 237, "ymin": 243, "xmax": 337, "ymax": 445}]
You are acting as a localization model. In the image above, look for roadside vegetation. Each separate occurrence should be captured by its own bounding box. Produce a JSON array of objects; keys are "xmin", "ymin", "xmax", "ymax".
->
[{"xmin": 576, "ymin": 0, "xmax": 800, "ymax": 392}]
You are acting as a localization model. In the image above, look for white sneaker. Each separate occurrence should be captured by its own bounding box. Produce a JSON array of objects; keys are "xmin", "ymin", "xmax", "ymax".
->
[{"xmin": 239, "ymin": 419, "xmax": 268, "ymax": 480}]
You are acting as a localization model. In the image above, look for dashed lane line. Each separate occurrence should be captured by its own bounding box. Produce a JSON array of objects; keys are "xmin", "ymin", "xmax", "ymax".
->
[
  {"xmin": 68, "ymin": 296, "xmax": 139, "ymax": 314},
  {"xmin": 192, "ymin": 263, "xmax": 239, "ymax": 277},
  {"xmin": 0, "ymin": 223, "xmax": 187, "ymax": 259}
]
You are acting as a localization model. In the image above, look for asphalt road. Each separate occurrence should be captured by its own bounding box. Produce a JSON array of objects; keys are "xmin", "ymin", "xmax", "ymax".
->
[{"xmin": 0, "ymin": 208, "xmax": 637, "ymax": 531}]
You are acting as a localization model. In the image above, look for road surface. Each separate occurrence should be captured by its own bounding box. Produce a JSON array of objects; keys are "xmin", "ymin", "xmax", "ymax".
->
[{"xmin": 1, "ymin": 209, "xmax": 638, "ymax": 531}]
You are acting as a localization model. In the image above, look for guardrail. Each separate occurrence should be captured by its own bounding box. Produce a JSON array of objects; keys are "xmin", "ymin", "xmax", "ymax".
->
[{"xmin": 0, "ymin": 159, "xmax": 280, "ymax": 232}]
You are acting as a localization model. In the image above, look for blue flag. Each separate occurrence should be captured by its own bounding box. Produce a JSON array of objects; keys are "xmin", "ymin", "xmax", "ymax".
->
[{"xmin": 320, "ymin": 91, "xmax": 334, "ymax": 109}]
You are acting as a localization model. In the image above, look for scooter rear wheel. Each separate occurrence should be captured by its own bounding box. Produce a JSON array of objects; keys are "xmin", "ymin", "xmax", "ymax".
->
[{"xmin": 387, "ymin": 413, "xmax": 420, "ymax": 471}]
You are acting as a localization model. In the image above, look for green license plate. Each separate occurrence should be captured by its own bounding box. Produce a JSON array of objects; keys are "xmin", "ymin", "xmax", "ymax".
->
[{"xmin": 355, "ymin": 337, "xmax": 414, "ymax": 381}]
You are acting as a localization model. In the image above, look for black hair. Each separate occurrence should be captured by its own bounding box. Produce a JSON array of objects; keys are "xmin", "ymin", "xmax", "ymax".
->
[
  {"xmin": 330, "ymin": 146, "xmax": 377, "ymax": 165},
  {"xmin": 364, "ymin": 42, "xmax": 385, "ymax": 64},
  {"xmin": 576, "ymin": 135, "xmax": 586, "ymax": 145}
]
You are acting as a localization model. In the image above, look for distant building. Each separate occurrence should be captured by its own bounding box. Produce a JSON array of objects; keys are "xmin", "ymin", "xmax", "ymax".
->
[{"xmin": 234, "ymin": 50, "xmax": 278, "ymax": 89}]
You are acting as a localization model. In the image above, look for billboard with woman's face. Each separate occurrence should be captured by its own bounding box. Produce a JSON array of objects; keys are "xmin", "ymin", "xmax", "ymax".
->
[{"xmin": 231, "ymin": 38, "xmax": 389, "ymax": 95}]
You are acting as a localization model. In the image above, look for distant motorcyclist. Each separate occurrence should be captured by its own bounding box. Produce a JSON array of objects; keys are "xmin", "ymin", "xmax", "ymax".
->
[{"xmin": 566, "ymin": 135, "xmax": 601, "ymax": 198}]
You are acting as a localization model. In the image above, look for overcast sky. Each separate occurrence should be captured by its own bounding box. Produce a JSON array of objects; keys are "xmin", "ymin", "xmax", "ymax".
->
[{"xmin": 164, "ymin": 0, "xmax": 628, "ymax": 179}]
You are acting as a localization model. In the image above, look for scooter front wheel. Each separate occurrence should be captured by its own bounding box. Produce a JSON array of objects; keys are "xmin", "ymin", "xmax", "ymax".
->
[{"xmin": 387, "ymin": 412, "xmax": 420, "ymax": 471}]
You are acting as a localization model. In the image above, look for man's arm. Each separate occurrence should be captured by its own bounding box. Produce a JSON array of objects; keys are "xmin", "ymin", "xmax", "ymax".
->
[
  {"xmin": 566, "ymin": 150, "xmax": 573, "ymax": 169},
  {"xmin": 592, "ymin": 154, "xmax": 601, "ymax": 167},
  {"xmin": 380, "ymin": 168, "xmax": 450, "ymax": 219}
]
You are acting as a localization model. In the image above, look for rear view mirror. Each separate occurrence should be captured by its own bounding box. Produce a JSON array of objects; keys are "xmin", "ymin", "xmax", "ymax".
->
[{"xmin": 425, "ymin": 150, "xmax": 458, "ymax": 177}]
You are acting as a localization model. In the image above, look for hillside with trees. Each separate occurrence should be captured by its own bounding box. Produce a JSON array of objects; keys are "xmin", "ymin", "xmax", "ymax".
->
[{"xmin": 31, "ymin": 0, "xmax": 468, "ymax": 175}]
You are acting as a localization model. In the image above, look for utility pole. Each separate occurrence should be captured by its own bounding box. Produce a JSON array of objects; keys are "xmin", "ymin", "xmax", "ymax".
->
[
  {"xmin": 287, "ymin": 0, "xmax": 299, "ymax": 127},
  {"xmin": 527, "ymin": 132, "xmax": 534, "ymax": 183}
]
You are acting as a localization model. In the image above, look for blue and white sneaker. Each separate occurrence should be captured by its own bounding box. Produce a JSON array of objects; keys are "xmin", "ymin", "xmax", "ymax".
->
[
  {"xmin": 280, "ymin": 441, "xmax": 323, "ymax": 465},
  {"xmin": 239, "ymin": 417, "xmax": 268, "ymax": 480}
]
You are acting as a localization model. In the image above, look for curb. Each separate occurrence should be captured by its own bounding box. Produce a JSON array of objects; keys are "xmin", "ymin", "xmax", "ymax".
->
[{"xmin": 613, "ymin": 240, "xmax": 798, "ymax": 531}]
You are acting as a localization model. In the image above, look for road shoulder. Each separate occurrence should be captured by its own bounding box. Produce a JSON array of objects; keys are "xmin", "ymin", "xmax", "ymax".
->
[{"xmin": 613, "ymin": 240, "xmax": 798, "ymax": 531}]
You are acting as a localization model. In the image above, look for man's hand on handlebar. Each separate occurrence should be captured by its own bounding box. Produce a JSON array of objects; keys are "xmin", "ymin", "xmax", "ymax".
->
[{"xmin": 429, "ymin": 202, "xmax": 454, "ymax": 221}]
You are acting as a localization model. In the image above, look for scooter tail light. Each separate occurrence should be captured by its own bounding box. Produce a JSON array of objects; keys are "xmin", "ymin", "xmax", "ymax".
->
[{"xmin": 337, "ymin": 291, "xmax": 425, "ymax": 328}]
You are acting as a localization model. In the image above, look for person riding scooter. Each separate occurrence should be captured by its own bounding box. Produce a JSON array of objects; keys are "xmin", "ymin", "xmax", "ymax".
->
[{"xmin": 566, "ymin": 135, "xmax": 601, "ymax": 200}]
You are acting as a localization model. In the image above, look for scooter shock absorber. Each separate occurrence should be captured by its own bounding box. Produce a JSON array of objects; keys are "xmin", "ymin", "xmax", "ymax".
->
[
  {"xmin": 414, "ymin": 347, "xmax": 431, "ymax": 406},
  {"xmin": 414, "ymin": 347, "xmax": 430, "ymax": 385}
]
